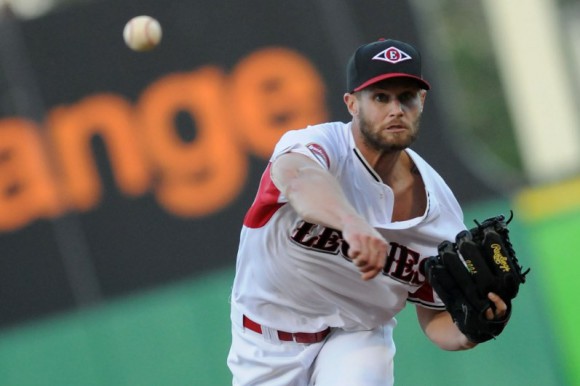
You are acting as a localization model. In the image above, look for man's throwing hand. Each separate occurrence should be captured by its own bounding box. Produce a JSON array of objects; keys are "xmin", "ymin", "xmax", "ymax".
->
[{"xmin": 342, "ymin": 215, "xmax": 388, "ymax": 280}]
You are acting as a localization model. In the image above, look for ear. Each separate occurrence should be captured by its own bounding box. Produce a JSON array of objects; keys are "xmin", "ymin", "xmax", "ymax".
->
[
  {"xmin": 419, "ymin": 90, "xmax": 427, "ymax": 112},
  {"xmin": 343, "ymin": 93, "xmax": 358, "ymax": 116}
]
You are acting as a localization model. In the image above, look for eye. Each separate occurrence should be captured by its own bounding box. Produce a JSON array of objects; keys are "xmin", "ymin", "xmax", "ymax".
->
[
  {"xmin": 398, "ymin": 92, "xmax": 420, "ymax": 108},
  {"xmin": 398, "ymin": 92, "xmax": 415, "ymax": 104},
  {"xmin": 374, "ymin": 93, "xmax": 391, "ymax": 103}
]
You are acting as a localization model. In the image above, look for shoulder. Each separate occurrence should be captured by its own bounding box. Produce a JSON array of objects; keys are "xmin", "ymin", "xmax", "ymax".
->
[
  {"xmin": 273, "ymin": 121, "xmax": 352, "ymax": 167},
  {"xmin": 280, "ymin": 121, "xmax": 349, "ymax": 141},
  {"xmin": 407, "ymin": 149, "xmax": 452, "ymax": 192},
  {"xmin": 407, "ymin": 149, "xmax": 463, "ymax": 216}
]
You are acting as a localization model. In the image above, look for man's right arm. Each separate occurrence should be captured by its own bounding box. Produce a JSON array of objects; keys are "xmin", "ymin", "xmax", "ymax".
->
[{"xmin": 270, "ymin": 152, "xmax": 388, "ymax": 280}]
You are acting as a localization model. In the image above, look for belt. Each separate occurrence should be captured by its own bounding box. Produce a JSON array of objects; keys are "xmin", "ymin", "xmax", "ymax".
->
[{"xmin": 242, "ymin": 315, "xmax": 331, "ymax": 344}]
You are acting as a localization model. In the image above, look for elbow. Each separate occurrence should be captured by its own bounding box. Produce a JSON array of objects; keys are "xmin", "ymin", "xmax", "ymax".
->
[
  {"xmin": 420, "ymin": 309, "xmax": 478, "ymax": 351},
  {"xmin": 428, "ymin": 332, "xmax": 478, "ymax": 351},
  {"xmin": 436, "ymin": 341, "xmax": 477, "ymax": 352}
]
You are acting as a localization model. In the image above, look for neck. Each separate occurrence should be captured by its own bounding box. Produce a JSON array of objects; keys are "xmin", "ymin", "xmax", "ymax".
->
[
  {"xmin": 351, "ymin": 121, "xmax": 426, "ymax": 221},
  {"xmin": 352, "ymin": 125, "xmax": 410, "ymax": 184},
  {"xmin": 362, "ymin": 148, "xmax": 405, "ymax": 178}
]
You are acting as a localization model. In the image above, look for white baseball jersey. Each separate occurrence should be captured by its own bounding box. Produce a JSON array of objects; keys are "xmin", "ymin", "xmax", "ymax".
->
[{"xmin": 231, "ymin": 121, "xmax": 466, "ymax": 333}]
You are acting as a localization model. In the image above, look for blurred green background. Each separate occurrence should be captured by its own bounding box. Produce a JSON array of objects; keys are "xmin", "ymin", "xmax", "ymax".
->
[{"xmin": 0, "ymin": 197, "xmax": 578, "ymax": 385}]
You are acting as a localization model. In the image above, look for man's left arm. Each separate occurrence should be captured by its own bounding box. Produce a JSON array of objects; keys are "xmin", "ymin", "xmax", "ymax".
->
[{"xmin": 415, "ymin": 291, "xmax": 507, "ymax": 351}]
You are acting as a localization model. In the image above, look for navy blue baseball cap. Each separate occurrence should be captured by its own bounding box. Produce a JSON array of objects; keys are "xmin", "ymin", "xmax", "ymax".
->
[{"xmin": 346, "ymin": 38, "xmax": 430, "ymax": 92}]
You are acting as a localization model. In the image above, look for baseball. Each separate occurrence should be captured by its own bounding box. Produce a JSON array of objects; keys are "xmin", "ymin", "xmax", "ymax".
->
[{"xmin": 123, "ymin": 15, "xmax": 162, "ymax": 52}]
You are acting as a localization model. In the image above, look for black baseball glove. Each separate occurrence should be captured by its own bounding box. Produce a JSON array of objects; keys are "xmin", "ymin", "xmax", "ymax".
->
[{"xmin": 423, "ymin": 212, "xmax": 530, "ymax": 343}]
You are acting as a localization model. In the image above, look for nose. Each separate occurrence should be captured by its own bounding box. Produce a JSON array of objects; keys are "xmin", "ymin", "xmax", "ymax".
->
[{"xmin": 389, "ymin": 99, "xmax": 404, "ymax": 116}]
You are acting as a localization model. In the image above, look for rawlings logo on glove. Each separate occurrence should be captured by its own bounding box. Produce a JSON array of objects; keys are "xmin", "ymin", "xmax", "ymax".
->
[
  {"xmin": 423, "ymin": 212, "xmax": 530, "ymax": 343},
  {"xmin": 490, "ymin": 244, "xmax": 510, "ymax": 272}
]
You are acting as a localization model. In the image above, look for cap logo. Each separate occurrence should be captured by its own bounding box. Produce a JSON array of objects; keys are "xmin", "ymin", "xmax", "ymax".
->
[{"xmin": 372, "ymin": 47, "xmax": 412, "ymax": 64}]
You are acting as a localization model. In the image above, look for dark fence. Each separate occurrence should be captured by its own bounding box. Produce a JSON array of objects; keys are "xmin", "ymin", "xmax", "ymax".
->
[{"xmin": 0, "ymin": 0, "xmax": 496, "ymax": 329}]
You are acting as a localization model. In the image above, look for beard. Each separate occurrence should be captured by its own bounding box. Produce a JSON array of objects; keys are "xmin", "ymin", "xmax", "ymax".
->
[{"xmin": 358, "ymin": 112, "xmax": 420, "ymax": 153}]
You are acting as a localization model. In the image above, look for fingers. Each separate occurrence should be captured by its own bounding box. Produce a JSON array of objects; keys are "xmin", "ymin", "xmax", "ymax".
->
[
  {"xmin": 349, "ymin": 235, "xmax": 388, "ymax": 281},
  {"xmin": 342, "ymin": 215, "xmax": 388, "ymax": 280},
  {"xmin": 484, "ymin": 292, "xmax": 508, "ymax": 320}
]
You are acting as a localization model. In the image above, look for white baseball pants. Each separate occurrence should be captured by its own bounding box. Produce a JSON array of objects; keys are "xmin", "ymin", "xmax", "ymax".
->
[{"xmin": 227, "ymin": 304, "xmax": 396, "ymax": 386}]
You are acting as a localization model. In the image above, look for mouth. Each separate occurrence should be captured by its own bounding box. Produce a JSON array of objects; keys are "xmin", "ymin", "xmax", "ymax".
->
[{"xmin": 385, "ymin": 124, "xmax": 407, "ymax": 132}]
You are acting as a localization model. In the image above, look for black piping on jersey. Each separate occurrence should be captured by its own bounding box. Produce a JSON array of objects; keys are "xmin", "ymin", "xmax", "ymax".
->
[
  {"xmin": 352, "ymin": 148, "xmax": 380, "ymax": 182},
  {"xmin": 424, "ymin": 190, "xmax": 431, "ymax": 218},
  {"xmin": 353, "ymin": 147, "xmax": 433, "ymax": 222},
  {"xmin": 407, "ymin": 297, "xmax": 446, "ymax": 310}
]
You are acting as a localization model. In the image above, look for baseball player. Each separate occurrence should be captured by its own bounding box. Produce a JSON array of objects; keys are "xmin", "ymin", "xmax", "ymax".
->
[{"xmin": 227, "ymin": 38, "xmax": 507, "ymax": 386}]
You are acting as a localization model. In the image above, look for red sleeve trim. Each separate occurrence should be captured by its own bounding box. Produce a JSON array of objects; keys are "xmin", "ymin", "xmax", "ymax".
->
[{"xmin": 243, "ymin": 164, "xmax": 286, "ymax": 228}]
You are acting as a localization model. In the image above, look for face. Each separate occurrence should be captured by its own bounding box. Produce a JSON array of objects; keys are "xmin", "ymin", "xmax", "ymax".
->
[{"xmin": 345, "ymin": 79, "xmax": 426, "ymax": 153}]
